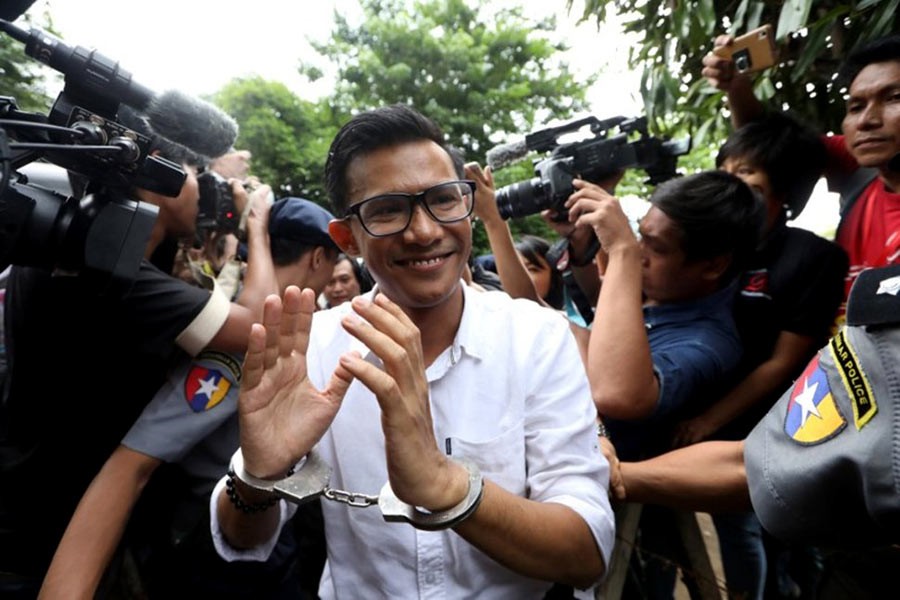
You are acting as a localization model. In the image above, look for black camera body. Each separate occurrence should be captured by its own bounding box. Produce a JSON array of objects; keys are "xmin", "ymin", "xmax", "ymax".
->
[
  {"xmin": 196, "ymin": 170, "xmax": 239, "ymax": 235},
  {"xmin": 494, "ymin": 116, "xmax": 691, "ymax": 221}
]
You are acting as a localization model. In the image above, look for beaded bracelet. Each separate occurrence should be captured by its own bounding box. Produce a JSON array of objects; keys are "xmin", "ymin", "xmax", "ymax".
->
[
  {"xmin": 225, "ymin": 470, "xmax": 280, "ymax": 514},
  {"xmin": 225, "ymin": 460, "xmax": 298, "ymax": 514}
]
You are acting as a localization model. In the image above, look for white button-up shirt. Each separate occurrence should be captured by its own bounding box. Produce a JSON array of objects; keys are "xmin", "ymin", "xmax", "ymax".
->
[{"xmin": 212, "ymin": 284, "xmax": 615, "ymax": 598}]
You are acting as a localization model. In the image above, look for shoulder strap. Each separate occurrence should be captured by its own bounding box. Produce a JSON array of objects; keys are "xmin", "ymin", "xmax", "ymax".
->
[{"xmin": 839, "ymin": 168, "xmax": 879, "ymax": 218}]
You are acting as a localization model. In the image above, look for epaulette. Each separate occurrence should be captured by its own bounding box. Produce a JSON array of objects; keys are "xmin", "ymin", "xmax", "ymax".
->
[{"xmin": 846, "ymin": 264, "xmax": 900, "ymax": 328}]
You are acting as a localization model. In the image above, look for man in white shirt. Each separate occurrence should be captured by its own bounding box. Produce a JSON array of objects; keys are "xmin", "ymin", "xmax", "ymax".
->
[{"xmin": 211, "ymin": 104, "xmax": 615, "ymax": 598}]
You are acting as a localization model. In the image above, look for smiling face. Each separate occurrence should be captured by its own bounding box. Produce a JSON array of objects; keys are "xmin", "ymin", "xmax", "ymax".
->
[
  {"xmin": 842, "ymin": 60, "xmax": 900, "ymax": 170},
  {"xmin": 330, "ymin": 139, "xmax": 471, "ymax": 313}
]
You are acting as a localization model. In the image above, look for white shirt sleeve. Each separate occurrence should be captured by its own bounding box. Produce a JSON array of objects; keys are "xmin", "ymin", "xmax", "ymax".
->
[{"xmin": 208, "ymin": 473, "xmax": 298, "ymax": 562}]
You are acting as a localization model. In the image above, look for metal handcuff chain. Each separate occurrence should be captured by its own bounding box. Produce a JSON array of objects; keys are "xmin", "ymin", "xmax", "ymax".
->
[{"xmin": 231, "ymin": 448, "xmax": 484, "ymax": 531}]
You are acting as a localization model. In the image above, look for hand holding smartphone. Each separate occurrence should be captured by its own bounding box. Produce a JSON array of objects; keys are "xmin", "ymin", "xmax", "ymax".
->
[{"xmin": 713, "ymin": 24, "xmax": 778, "ymax": 74}]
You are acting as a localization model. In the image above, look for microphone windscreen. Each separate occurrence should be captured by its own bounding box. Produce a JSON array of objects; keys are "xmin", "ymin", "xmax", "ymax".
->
[
  {"xmin": 486, "ymin": 139, "xmax": 529, "ymax": 171},
  {"xmin": 144, "ymin": 90, "xmax": 239, "ymax": 159}
]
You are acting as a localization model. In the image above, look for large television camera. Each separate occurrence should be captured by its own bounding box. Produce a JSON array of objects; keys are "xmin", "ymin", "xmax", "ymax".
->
[
  {"xmin": 488, "ymin": 115, "xmax": 691, "ymax": 221},
  {"xmin": 0, "ymin": 18, "xmax": 237, "ymax": 286}
]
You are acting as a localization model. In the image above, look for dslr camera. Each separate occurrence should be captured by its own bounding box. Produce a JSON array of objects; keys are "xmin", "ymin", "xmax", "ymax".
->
[
  {"xmin": 492, "ymin": 116, "xmax": 691, "ymax": 221},
  {"xmin": 196, "ymin": 170, "xmax": 239, "ymax": 235}
]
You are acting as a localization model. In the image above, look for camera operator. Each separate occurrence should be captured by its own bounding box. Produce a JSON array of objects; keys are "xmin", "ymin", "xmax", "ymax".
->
[
  {"xmin": 39, "ymin": 197, "xmax": 339, "ymax": 600},
  {"xmin": 0, "ymin": 114, "xmax": 278, "ymax": 594},
  {"xmin": 463, "ymin": 161, "xmax": 594, "ymax": 365},
  {"xmin": 571, "ymin": 171, "xmax": 764, "ymax": 596}
]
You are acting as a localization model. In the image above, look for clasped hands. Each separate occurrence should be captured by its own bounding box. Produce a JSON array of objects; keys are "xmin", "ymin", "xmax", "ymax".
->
[{"xmin": 237, "ymin": 287, "xmax": 470, "ymax": 512}]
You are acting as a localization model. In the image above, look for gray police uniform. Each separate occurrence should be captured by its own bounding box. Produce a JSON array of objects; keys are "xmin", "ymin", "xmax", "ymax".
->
[
  {"xmin": 745, "ymin": 264, "xmax": 900, "ymax": 548},
  {"xmin": 122, "ymin": 349, "xmax": 243, "ymax": 497}
]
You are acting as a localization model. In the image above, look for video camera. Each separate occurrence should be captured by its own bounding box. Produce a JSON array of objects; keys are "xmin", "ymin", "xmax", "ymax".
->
[
  {"xmin": 0, "ymin": 18, "xmax": 237, "ymax": 286},
  {"xmin": 489, "ymin": 116, "xmax": 691, "ymax": 221}
]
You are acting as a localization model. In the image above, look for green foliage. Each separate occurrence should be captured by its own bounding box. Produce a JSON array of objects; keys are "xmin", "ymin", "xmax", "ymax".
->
[
  {"xmin": 212, "ymin": 77, "xmax": 339, "ymax": 206},
  {"xmin": 306, "ymin": 0, "xmax": 593, "ymax": 161},
  {"xmin": 575, "ymin": 0, "xmax": 900, "ymax": 145},
  {"xmin": 215, "ymin": 0, "xmax": 592, "ymax": 255},
  {"xmin": 0, "ymin": 9, "xmax": 59, "ymax": 112}
]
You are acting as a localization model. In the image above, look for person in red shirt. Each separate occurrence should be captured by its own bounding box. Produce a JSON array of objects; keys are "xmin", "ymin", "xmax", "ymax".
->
[{"xmin": 703, "ymin": 34, "xmax": 900, "ymax": 322}]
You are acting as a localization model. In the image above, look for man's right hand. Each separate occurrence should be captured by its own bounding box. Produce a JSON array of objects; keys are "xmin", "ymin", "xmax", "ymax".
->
[
  {"xmin": 701, "ymin": 34, "xmax": 765, "ymax": 127},
  {"xmin": 703, "ymin": 34, "xmax": 743, "ymax": 92},
  {"xmin": 238, "ymin": 286, "xmax": 353, "ymax": 480}
]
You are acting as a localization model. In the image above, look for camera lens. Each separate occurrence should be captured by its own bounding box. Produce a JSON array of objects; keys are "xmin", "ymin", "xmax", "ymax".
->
[
  {"xmin": 733, "ymin": 49, "xmax": 751, "ymax": 72},
  {"xmin": 495, "ymin": 178, "xmax": 549, "ymax": 220}
]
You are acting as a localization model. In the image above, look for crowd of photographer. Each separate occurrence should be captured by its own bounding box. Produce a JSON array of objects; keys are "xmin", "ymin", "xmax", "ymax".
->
[{"xmin": 1, "ymin": 8, "xmax": 899, "ymax": 599}]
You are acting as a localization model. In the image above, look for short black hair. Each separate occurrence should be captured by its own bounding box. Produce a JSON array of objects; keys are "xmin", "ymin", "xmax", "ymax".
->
[
  {"xmin": 837, "ymin": 34, "xmax": 900, "ymax": 89},
  {"xmin": 324, "ymin": 104, "xmax": 464, "ymax": 217},
  {"xmin": 514, "ymin": 234, "xmax": 564, "ymax": 310},
  {"xmin": 716, "ymin": 112, "xmax": 825, "ymax": 219},
  {"xmin": 649, "ymin": 170, "xmax": 764, "ymax": 283}
]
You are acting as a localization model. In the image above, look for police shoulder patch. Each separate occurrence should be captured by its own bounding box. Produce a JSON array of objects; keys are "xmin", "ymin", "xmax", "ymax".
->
[
  {"xmin": 183, "ymin": 351, "xmax": 242, "ymax": 413},
  {"xmin": 828, "ymin": 329, "xmax": 877, "ymax": 430},
  {"xmin": 784, "ymin": 355, "xmax": 846, "ymax": 445}
]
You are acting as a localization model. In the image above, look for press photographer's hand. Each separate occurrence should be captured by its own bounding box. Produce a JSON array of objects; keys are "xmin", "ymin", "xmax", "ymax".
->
[
  {"xmin": 566, "ymin": 179, "xmax": 637, "ymax": 256},
  {"xmin": 465, "ymin": 162, "xmax": 504, "ymax": 227}
]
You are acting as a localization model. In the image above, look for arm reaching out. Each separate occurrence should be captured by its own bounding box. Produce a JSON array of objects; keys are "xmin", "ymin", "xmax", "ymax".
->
[
  {"xmin": 465, "ymin": 162, "xmax": 544, "ymax": 305},
  {"xmin": 702, "ymin": 34, "xmax": 766, "ymax": 128}
]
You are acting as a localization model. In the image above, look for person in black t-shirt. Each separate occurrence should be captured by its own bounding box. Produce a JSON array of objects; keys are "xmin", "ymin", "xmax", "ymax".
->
[{"xmin": 0, "ymin": 122, "xmax": 278, "ymax": 595}]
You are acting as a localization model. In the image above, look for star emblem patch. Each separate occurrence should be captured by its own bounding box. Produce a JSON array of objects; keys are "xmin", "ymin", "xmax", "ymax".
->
[{"xmin": 784, "ymin": 355, "xmax": 846, "ymax": 445}]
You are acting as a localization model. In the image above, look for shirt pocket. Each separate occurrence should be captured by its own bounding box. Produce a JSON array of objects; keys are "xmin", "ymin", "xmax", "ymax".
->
[{"xmin": 445, "ymin": 421, "xmax": 527, "ymax": 496}]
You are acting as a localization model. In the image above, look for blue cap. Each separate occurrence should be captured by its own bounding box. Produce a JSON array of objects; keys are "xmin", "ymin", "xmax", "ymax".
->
[{"xmin": 268, "ymin": 197, "xmax": 339, "ymax": 250}]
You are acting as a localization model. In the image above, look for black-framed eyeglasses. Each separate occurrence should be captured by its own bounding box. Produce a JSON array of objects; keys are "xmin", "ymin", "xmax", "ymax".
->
[{"xmin": 344, "ymin": 180, "xmax": 476, "ymax": 237}]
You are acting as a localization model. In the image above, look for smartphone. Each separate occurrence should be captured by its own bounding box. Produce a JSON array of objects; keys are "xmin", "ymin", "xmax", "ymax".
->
[{"xmin": 714, "ymin": 24, "xmax": 777, "ymax": 74}]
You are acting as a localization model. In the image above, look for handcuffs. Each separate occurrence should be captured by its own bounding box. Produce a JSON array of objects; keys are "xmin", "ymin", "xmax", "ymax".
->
[{"xmin": 229, "ymin": 448, "xmax": 485, "ymax": 531}]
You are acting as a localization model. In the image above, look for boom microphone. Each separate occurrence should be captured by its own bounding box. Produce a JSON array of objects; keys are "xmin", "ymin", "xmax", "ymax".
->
[
  {"xmin": 1, "ymin": 19, "xmax": 156, "ymax": 111},
  {"xmin": 144, "ymin": 90, "xmax": 238, "ymax": 159},
  {"xmin": 486, "ymin": 139, "xmax": 530, "ymax": 171},
  {"xmin": 0, "ymin": 19, "xmax": 238, "ymax": 159}
]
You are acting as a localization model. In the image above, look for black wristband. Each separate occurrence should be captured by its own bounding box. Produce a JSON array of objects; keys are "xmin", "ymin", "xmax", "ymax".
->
[{"xmin": 568, "ymin": 238, "xmax": 600, "ymax": 267}]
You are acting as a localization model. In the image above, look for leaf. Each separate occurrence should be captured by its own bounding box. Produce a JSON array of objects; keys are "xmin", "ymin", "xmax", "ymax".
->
[
  {"xmin": 856, "ymin": 0, "xmax": 883, "ymax": 10},
  {"xmin": 731, "ymin": 0, "xmax": 750, "ymax": 34},
  {"xmin": 865, "ymin": 0, "xmax": 900, "ymax": 41},
  {"xmin": 790, "ymin": 21, "xmax": 831, "ymax": 82},
  {"xmin": 776, "ymin": 0, "xmax": 813, "ymax": 41},
  {"xmin": 746, "ymin": 1, "xmax": 765, "ymax": 31}
]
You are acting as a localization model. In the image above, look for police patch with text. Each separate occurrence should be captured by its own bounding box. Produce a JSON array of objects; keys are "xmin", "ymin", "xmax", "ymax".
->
[{"xmin": 828, "ymin": 329, "xmax": 877, "ymax": 430}]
